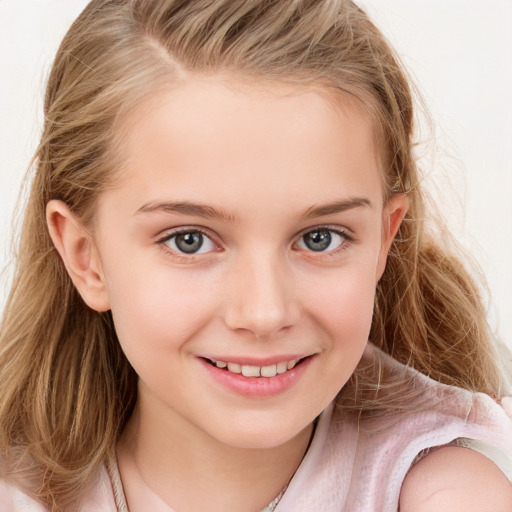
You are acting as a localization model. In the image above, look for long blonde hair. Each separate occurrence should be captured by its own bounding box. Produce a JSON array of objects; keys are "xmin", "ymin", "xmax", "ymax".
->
[{"xmin": 0, "ymin": 0, "xmax": 506, "ymax": 508}]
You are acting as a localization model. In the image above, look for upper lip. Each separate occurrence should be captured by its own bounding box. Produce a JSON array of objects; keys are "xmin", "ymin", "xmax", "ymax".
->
[{"xmin": 200, "ymin": 354, "xmax": 316, "ymax": 366}]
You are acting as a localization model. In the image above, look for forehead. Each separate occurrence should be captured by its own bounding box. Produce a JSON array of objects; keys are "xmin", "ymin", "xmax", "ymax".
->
[{"xmin": 109, "ymin": 77, "xmax": 384, "ymax": 216}]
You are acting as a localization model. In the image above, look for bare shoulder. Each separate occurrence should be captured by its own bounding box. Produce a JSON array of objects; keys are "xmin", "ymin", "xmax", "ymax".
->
[{"xmin": 399, "ymin": 446, "xmax": 512, "ymax": 512}]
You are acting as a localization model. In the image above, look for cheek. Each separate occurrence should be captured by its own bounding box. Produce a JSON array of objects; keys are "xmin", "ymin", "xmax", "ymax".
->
[
  {"xmin": 101, "ymin": 253, "xmax": 218, "ymax": 356},
  {"xmin": 296, "ymin": 265, "xmax": 377, "ymax": 408},
  {"xmin": 306, "ymin": 264, "xmax": 377, "ymax": 344}
]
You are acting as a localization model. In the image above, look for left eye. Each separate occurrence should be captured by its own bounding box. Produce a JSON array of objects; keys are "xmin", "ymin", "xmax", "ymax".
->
[
  {"xmin": 297, "ymin": 229, "xmax": 345, "ymax": 252},
  {"xmin": 163, "ymin": 231, "xmax": 216, "ymax": 254}
]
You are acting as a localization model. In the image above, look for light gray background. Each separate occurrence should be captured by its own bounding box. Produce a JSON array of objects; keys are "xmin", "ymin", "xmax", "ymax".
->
[{"xmin": 1, "ymin": 1, "xmax": 511, "ymax": 345}]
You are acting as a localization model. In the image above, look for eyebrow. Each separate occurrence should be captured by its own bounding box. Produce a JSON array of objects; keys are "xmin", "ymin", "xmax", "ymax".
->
[
  {"xmin": 304, "ymin": 197, "xmax": 372, "ymax": 218},
  {"xmin": 135, "ymin": 196, "xmax": 372, "ymax": 222},
  {"xmin": 136, "ymin": 201, "xmax": 238, "ymax": 222}
]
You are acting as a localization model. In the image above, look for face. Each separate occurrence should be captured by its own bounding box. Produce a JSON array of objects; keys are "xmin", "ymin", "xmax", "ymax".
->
[{"xmin": 88, "ymin": 78, "xmax": 406, "ymax": 449}]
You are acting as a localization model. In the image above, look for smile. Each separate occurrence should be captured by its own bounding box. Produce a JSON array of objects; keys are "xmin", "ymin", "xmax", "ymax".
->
[
  {"xmin": 201, "ymin": 355, "xmax": 314, "ymax": 397},
  {"xmin": 206, "ymin": 357, "xmax": 303, "ymax": 378}
]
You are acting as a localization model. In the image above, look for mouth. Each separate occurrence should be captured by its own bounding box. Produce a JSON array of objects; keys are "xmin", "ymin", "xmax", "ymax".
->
[
  {"xmin": 200, "ymin": 354, "xmax": 315, "ymax": 397},
  {"xmin": 202, "ymin": 355, "xmax": 311, "ymax": 378}
]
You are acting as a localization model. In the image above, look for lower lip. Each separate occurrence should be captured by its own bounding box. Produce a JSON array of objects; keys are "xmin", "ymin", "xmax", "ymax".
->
[{"xmin": 199, "ymin": 356, "xmax": 313, "ymax": 398}]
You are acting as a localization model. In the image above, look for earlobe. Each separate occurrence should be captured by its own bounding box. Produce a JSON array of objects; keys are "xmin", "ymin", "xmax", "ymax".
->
[
  {"xmin": 376, "ymin": 194, "xmax": 409, "ymax": 281},
  {"xmin": 46, "ymin": 200, "xmax": 110, "ymax": 312}
]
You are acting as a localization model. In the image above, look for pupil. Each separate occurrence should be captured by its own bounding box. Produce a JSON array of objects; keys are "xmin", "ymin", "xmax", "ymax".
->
[
  {"xmin": 304, "ymin": 230, "xmax": 331, "ymax": 251},
  {"xmin": 176, "ymin": 232, "xmax": 203, "ymax": 253}
]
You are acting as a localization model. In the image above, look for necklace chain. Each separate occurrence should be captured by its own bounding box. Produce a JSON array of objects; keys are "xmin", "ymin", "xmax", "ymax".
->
[{"xmin": 261, "ymin": 485, "xmax": 287, "ymax": 512}]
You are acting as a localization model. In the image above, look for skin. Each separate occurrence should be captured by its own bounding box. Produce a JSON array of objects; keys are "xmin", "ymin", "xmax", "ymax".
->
[
  {"xmin": 400, "ymin": 446, "xmax": 512, "ymax": 512},
  {"xmin": 46, "ymin": 78, "xmax": 510, "ymax": 511}
]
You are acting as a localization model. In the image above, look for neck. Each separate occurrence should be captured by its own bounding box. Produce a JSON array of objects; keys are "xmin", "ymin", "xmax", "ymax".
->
[{"xmin": 117, "ymin": 395, "xmax": 314, "ymax": 512}]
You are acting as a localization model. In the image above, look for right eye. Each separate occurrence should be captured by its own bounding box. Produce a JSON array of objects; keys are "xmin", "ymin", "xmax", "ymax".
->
[{"xmin": 161, "ymin": 230, "xmax": 217, "ymax": 255}]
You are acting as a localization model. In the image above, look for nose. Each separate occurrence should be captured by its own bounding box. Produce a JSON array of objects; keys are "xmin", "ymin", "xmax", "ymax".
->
[{"xmin": 223, "ymin": 250, "xmax": 299, "ymax": 338}]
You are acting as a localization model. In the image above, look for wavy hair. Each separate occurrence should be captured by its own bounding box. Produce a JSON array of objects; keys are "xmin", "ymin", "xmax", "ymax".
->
[{"xmin": 0, "ymin": 0, "xmax": 506, "ymax": 508}]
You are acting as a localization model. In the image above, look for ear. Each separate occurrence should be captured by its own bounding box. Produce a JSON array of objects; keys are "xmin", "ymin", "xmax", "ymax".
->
[
  {"xmin": 376, "ymin": 194, "xmax": 409, "ymax": 281},
  {"xmin": 46, "ymin": 200, "xmax": 110, "ymax": 312}
]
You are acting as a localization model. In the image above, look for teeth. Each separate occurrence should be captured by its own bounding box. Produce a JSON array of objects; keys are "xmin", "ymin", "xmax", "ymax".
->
[
  {"xmin": 287, "ymin": 359, "xmax": 299, "ymax": 370},
  {"xmin": 241, "ymin": 365, "xmax": 260, "ymax": 377},
  {"xmin": 212, "ymin": 357, "xmax": 304, "ymax": 377},
  {"xmin": 261, "ymin": 364, "xmax": 278, "ymax": 377},
  {"xmin": 227, "ymin": 362, "xmax": 241, "ymax": 374},
  {"xmin": 276, "ymin": 361, "xmax": 288, "ymax": 374}
]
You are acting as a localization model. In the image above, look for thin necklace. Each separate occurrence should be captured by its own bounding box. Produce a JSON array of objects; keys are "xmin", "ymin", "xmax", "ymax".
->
[
  {"xmin": 261, "ymin": 485, "xmax": 288, "ymax": 512},
  {"xmin": 261, "ymin": 416, "xmax": 318, "ymax": 511},
  {"xmin": 108, "ymin": 456, "xmax": 287, "ymax": 512},
  {"xmin": 108, "ymin": 418, "xmax": 318, "ymax": 512}
]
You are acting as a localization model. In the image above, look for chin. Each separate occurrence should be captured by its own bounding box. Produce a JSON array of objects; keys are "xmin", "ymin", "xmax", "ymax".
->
[{"xmin": 208, "ymin": 413, "xmax": 314, "ymax": 451}]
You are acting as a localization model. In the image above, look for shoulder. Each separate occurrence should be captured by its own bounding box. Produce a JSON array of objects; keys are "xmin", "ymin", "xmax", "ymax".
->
[
  {"xmin": 399, "ymin": 446, "xmax": 512, "ymax": 512},
  {"xmin": 0, "ymin": 477, "xmax": 46, "ymax": 512},
  {"xmin": 0, "ymin": 461, "xmax": 117, "ymax": 512}
]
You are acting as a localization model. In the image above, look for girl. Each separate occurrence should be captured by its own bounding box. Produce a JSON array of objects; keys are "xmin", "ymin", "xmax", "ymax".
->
[{"xmin": 1, "ymin": 1, "xmax": 511, "ymax": 511}]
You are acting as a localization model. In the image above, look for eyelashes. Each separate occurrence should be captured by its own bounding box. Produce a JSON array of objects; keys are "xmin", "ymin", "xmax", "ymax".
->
[
  {"xmin": 156, "ymin": 228, "xmax": 220, "ymax": 261},
  {"xmin": 156, "ymin": 225, "xmax": 354, "ymax": 260},
  {"xmin": 293, "ymin": 226, "xmax": 355, "ymax": 260},
  {"xmin": 296, "ymin": 228, "xmax": 347, "ymax": 253},
  {"xmin": 161, "ymin": 230, "xmax": 217, "ymax": 255}
]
